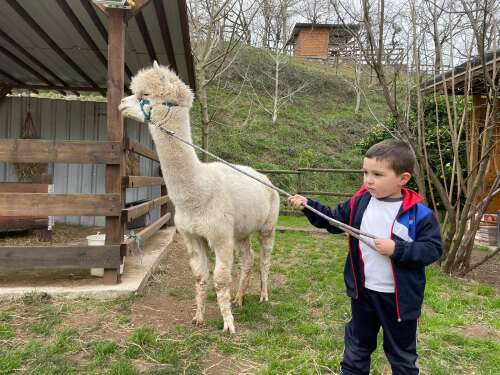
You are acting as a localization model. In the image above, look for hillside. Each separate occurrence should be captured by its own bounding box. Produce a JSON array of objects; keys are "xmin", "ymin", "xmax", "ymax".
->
[{"xmin": 189, "ymin": 46, "xmax": 388, "ymax": 202}]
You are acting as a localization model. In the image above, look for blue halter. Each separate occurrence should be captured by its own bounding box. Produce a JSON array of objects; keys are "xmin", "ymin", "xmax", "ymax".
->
[{"xmin": 139, "ymin": 97, "xmax": 178, "ymax": 123}]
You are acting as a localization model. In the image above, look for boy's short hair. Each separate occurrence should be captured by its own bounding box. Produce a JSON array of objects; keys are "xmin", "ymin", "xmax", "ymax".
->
[{"xmin": 365, "ymin": 139, "xmax": 415, "ymax": 175}]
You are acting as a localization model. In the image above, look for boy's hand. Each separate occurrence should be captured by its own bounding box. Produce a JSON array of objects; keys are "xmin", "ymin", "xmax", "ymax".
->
[
  {"xmin": 373, "ymin": 238, "xmax": 395, "ymax": 256},
  {"xmin": 288, "ymin": 194, "xmax": 307, "ymax": 211}
]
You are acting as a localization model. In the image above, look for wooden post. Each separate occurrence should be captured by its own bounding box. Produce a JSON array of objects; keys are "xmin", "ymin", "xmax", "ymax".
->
[{"xmin": 104, "ymin": 8, "xmax": 126, "ymax": 284}]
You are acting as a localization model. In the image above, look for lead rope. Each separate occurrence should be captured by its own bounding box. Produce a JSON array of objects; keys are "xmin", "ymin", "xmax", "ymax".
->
[{"xmin": 148, "ymin": 119, "xmax": 378, "ymax": 251}]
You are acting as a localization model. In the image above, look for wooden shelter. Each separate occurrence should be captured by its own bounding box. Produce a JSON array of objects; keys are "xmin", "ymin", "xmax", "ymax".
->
[
  {"xmin": 421, "ymin": 48, "xmax": 500, "ymax": 213},
  {"xmin": 0, "ymin": 0, "xmax": 195, "ymax": 284},
  {"xmin": 286, "ymin": 23, "xmax": 360, "ymax": 59}
]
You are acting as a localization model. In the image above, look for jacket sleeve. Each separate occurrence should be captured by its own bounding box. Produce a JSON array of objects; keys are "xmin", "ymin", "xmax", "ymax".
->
[
  {"xmin": 391, "ymin": 212, "xmax": 442, "ymax": 267},
  {"xmin": 302, "ymin": 198, "xmax": 351, "ymax": 234}
]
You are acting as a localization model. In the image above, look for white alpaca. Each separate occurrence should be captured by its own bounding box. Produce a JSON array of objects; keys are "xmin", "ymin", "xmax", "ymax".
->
[{"xmin": 119, "ymin": 62, "xmax": 280, "ymax": 333}]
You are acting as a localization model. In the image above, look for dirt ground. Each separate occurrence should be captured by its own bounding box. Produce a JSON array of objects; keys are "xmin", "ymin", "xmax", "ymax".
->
[{"xmin": 465, "ymin": 248, "xmax": 500, "ymax": 292}]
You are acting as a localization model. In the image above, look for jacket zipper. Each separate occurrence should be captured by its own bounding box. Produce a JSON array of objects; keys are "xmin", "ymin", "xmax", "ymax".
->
[{"xmin": 390, "ymin": 217, "xmax": 402, "ymax": 322}]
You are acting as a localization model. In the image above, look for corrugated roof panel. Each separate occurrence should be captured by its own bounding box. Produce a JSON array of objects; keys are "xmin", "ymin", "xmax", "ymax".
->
[{"xmin": 0, "ymin": 0, "xmax": 195, "ymax": 92}]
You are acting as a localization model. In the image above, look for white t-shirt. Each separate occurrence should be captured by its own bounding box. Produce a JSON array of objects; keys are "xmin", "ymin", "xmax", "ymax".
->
[{"xmin": 359, "ymin": 196, "xmax": 402, "ymax": 293}]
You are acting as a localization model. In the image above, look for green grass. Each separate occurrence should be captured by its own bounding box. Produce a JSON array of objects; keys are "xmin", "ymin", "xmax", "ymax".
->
[{"xmin": 0, "ymin": 227, "xmax": 498, "ymax": 374}]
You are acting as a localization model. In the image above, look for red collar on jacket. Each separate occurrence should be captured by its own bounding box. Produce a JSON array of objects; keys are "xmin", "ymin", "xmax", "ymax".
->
[{"xmin": 354, "ymin": 186, "xmax": 424, "ymax": 212}]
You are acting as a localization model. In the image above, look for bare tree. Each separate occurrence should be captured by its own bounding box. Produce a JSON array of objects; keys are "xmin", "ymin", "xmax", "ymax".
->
[
  {"xmin": 251, "ymin": 0, "xmax": 308, "ymax": 124},
  {"xmin": 332, "ymin": 0, "xmax": 500, "ymax": 275},
  {"xmin": 188, "ymin": 0, "xmax": 258, "ymax": 160}
]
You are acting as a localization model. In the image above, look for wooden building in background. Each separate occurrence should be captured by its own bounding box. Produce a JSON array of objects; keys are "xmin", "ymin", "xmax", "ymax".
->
[{"xmin": 286, "ymin": 23, "xmax": 360, "ymax": 59}]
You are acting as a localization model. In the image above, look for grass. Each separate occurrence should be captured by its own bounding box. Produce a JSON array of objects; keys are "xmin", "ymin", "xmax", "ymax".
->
[{"xmin": 0, "ymin": 227, "xmax": 498, "ymax": 374}]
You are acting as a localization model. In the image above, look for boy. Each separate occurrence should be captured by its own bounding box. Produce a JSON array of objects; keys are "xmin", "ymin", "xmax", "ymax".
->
[{"xmin": 288, "ymin": 139, "xmax": 442, "ymax": 375}]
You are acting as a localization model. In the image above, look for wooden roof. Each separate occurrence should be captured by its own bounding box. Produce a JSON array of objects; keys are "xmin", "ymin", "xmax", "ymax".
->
[
  {"xmin": 421, "ymin": 47, "xmax": 500, "ymax": 96},
  {"xmin": 0, "ymin": 0, "xmax": 195, "ymax": 96}
]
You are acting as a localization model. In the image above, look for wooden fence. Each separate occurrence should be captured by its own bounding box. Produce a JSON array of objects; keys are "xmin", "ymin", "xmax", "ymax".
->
[
  {"xmin": 0, "ymin": 136, "xmax": 171, "ymax": 284},
  {"xmin": 258, "ymin": 167, "xmax": 363, "ymax": 213}
]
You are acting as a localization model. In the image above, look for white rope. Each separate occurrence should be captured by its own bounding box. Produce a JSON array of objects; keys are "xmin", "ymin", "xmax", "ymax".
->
[{"xmin": 148, "ymin": 119, "xmax": 379, "ymax": 251}]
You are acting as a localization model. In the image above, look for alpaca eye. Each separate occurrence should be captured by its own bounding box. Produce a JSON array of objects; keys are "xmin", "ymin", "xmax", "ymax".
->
[{"xmin": 164, "ymin": 101, "xmax": 178, "ymax": 107}]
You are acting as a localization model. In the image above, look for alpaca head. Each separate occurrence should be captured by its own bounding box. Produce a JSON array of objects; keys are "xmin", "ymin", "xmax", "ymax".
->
[{"xmin": 119, "ymin": 61, "xmax": 194, "ymax": 126}]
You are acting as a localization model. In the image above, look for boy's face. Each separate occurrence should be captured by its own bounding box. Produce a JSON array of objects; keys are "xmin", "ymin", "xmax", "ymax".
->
[{"xmin": 362, "ymin": 157, "xmax": 411, "ymax": 199}]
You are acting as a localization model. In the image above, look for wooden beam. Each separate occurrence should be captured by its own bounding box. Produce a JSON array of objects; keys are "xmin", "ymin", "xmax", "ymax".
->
[
  {"xmin": 128, "ymin": 0, "xmax": 153, "ymax": 17},
  {"xmin": 122, "ymin": 195, "xmax": 169, "ymax": 222},
  {"xmin": 124, "ymin": 176, "xmax": 165, "ymax": 188},
  {"xmin": 0, "ymin": 217, "xmax": 48, "ymax": 232},
  {"xmin": 0, "ymin": 245, "xmax": 120, "ymax": 271},
  {"xmin": 0, "ymin": 182, "xmax": 48, "ymax": 193},
  {"xmin": 125, "ymin": 137, "xmax": 159, "ymax": 161},
  {"xmin": 0, "ymin": 193, "xmax": 121, "ymax": 217},
  {"xmin": 0, "ymin": 140, "xmax": 122, "ymax": 164},
  {"xmin": 105, "ymin": 8, "xmax": 126, "ymax": 284},
  {"xmin": 0, "ymin": 82, "xmax": 102, "ymax": 94}
]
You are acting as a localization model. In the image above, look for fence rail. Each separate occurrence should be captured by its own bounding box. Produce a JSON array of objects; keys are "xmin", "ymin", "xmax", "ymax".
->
[{"xmin": 257, "ymin": 167, "xmax": 363, "ymax": 197}]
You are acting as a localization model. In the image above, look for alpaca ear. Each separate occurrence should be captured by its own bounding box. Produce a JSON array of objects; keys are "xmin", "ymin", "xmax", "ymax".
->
[{"xmin": 153, "ymin": 61, "xmax": 160, "ymax": 70}]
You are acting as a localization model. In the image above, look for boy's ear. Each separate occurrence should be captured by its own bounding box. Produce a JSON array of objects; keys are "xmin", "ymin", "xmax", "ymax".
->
[{"xmin": 399, "ymin": 172, "xmax": 412, "ymax": 186}]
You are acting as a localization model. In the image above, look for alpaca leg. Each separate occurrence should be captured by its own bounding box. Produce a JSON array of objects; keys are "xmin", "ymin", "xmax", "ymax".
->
[
  {"xmin": 181, "ymin": 231, "xmax": 209, "ymax": 325},
  {"xmin": 234, "ymin": 237, "xmax": 253, "ymax": 308},
  {"xmin": 258, "ymin": 229, "xmax": 275, "ymax": 303},
  {"xmin": 212, "ymin": 239, "xmax": 235, "ymax": 334}
]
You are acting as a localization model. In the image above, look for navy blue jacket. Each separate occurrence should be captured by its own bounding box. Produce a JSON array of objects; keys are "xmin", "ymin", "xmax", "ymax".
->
[{"xmin": 304, "ymin": 187, "xmax": 442, "ymax": 321}]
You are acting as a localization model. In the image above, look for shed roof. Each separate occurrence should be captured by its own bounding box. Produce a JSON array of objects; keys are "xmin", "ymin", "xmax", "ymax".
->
[
  {"xmin": 0, "ymin": 0, "xmax": 195, "ymax": 96},
  {"xmin": 421, "ymin": 47, "xmax": 500, "ymax": 96}
]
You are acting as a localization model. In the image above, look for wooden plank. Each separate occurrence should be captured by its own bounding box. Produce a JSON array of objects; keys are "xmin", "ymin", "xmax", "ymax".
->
[
  {"xmin": 122, "ymin": 195, "xmax": 169, "ymax": 222},
  {"xmin": 0, "ymin": 193, "xmax": 121, "ymax": 216},
  {"xmin": 0, "ymin": 217, "xmax": 48, "ymax": 231},
  {"xmin": 0, "ymin": 182, "xmax": 48, "ymax": 193},
  {"xmin": 126, "ymin": 137, "xmax": 159, "ymax": 161},
  {"xmin": 0, "ymin": 139, "xmax": 121, "ymax": 164},
  {"xmin": 0, "ymin": 245, "xmax": 120, "ymax": 271},
  {"xmin": 105, "ymin": 8, "xmax": 126, "ymax": 285},
  {"xmin": 136, "ymin": 212, "xmax": 171, "ymax": 242},
  {"xmin": 124, "ymin": 176, "xmax": 165, "ymax": 188}
]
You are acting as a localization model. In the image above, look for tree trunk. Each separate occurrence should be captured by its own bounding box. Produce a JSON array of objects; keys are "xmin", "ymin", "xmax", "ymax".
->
[{"xmin": 197, "ymin": 69, "xmax": 210, "ymax": 161}]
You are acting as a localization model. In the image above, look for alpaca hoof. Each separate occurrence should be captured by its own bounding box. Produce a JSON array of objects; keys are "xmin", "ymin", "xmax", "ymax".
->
[
  {"xmin": 259, "ymin": 294, "xmax": 269, "ymax": 303},
  {"xmin": 222, "ymin": 321, "xmax": 236, "ymax": 334},
  {"xmin": 192, "ymin": 316, "xmax": 204, "ymax": 326}
]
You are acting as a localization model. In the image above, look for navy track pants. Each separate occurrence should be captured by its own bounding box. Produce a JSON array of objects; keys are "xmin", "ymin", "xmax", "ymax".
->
[{"xmin": 341, "ymin": 288, "xmax": 419, "ymax": 375}]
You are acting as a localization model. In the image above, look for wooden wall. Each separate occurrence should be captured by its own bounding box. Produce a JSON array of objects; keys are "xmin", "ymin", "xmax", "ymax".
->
[{"xmin": 294, "ymin": 28, "xmax": 330, "ymax": 58}]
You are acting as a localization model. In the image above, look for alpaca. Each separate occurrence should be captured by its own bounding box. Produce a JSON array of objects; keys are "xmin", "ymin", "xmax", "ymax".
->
[{"xmin": 119, "ymin": 62, "xmax": 280, "ymax": 333}]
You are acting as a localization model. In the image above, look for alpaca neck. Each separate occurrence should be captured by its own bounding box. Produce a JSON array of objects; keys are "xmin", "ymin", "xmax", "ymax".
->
[{"xmin": 148, "ymin": 115, "xmax": 203, "ymax": 203}]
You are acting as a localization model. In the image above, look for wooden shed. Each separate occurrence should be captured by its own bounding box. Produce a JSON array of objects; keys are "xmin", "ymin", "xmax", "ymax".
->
[
  {"xmin": 0, "ymin": 0, "xmax": 195, "ymax": 284},
  {"xmin": 421, "ymin": 49, "xmax": 500, "ymax": 213},
  {"xmin": 286, "ymin": 23, "xmax": 359, "ymax": 59}
]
